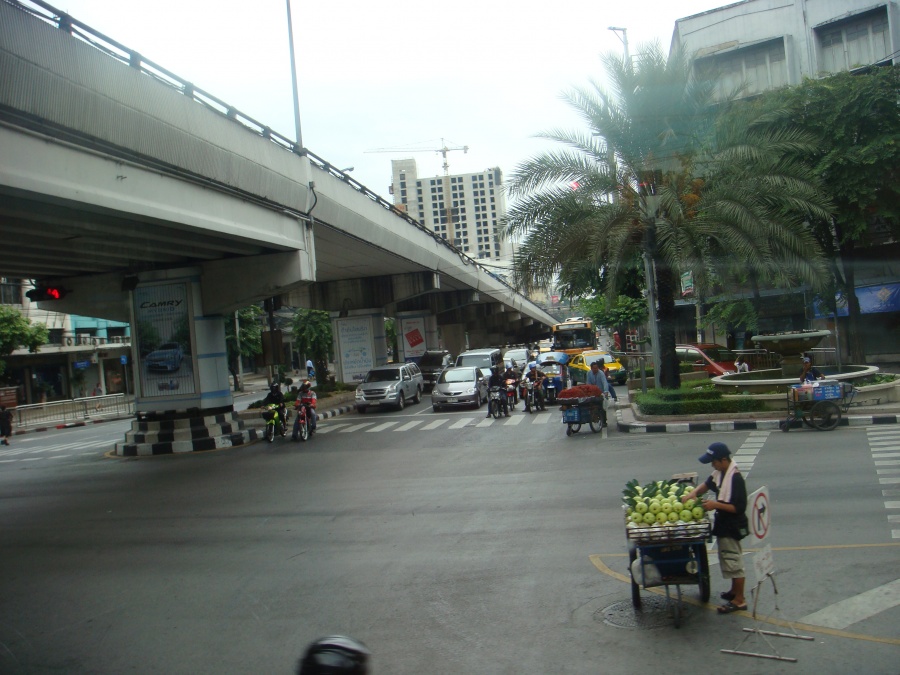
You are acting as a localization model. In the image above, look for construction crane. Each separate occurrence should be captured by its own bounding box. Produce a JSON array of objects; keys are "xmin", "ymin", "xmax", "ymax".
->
[{"xmin": 365, "ymin": 138, "xmax": 469, "ymax": 175}]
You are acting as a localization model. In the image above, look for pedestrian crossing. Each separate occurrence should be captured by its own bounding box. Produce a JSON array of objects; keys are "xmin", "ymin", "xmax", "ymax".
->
[
  {"xmin": 866, "ymin": 427, "xmax": 900, "ymax": 539},
  {"xmin": 0, "ymin": 438, "xmax": 111, "ymax": 463},
  {"xmin": 317, "ymin": 412, "xmax": 559, "ymax": 435},
  {"xmin": 732, "ymin": 430, "xmax": 769, "ymax": 480}
]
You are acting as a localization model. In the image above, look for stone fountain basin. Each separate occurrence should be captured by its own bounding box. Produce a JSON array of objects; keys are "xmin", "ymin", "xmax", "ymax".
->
[
  {"xmin": 711, "ymin": 364, "xmax": 880, "ymax": 395},
  {"xmin": 749, "ymin": 329, "xmax": 832, "ymax": 354}
]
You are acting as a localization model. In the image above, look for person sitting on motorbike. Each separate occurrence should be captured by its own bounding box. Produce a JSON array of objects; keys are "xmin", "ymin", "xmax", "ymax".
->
[
  {"xmin": 523, "ymin": 362, "xmax": 546, "ymax": 410},
  {"xmin": 263, "ymin": 383, "xmax": 288, "ymax": 428},
  {"xmin": 294, "ymin": 379, "xmax": 318, "ymax": 433},
  {"xmin": 486, "ymin": 366, "xmax": 510, "ymax": 418},
  {"xmin": 501, "ymin": 364, "xmax": 519, "ymax": 405}
]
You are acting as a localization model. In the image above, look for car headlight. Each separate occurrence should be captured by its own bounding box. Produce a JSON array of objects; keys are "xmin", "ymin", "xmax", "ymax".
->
[
  {"xmin": 355, "ymin": 389, "xmax": 364, "ymax": 399},
  {"xmin": 465, "ymin": 387, "xmax": 476, "ymax": 395}
]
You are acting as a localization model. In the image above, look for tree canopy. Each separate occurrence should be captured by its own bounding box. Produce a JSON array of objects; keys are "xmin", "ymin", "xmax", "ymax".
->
[{"xmin": 0, "ymin": 306, "xmax": 48, "ymax": 378}]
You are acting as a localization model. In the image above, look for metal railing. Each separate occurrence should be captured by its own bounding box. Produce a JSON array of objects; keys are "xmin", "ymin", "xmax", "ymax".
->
[{"xmin": 12, "ymin": 394, "xmax": 133, "ymax": 428}]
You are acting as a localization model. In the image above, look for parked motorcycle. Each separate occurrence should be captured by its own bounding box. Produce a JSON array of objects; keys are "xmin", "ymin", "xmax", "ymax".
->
[
  {"xmin": 292, "ymin": 390, "xmax": 318, "ymax": 442},
  {"xmin": 261, "ymin": 403, "xmax": 288, "ymax": 442}
]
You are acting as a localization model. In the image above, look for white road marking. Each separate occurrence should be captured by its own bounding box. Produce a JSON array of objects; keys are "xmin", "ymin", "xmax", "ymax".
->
[
  {"xmin": 449, "ymin": 419, "xmax": 473, "ymax": 429},
  {"xmin": 874, "ymin": 460, "xmax": 900, "ymax": 466},
  {"xmin": 475, "ymin": 418, "xmax": 493, "ymax": 427},
  {"xmin": 530, "ymin": 414, "xmax": 551, "ymax": 424},
  {"xmin": 877, "ymin": 469, "xmax": 900, "ymax": 474},
  {"xmin": 884, "ymin": 501, "xmax": 900, "ymax": 508},
  {"xmin": 504, "ymin": 415, "xmax": 525, "ymax": 425},
  {"xmin": 799, "ymin": 579, "xmax": 900, "ymax": 629},
  {"xmin": 314, "ymin": 424, "xmax": 350, "ymax": 434},
  {"xmin": 339, "ymin": 423, "xmax": 377, "ymax": 433},
  {"xmin": 872, "ymin": 453, "xmax": 900, "ymax": 459},
  {"xmin": 879, "ymin": 477, "xmax": 900, "ymax": 484},
  {"xmin": 888, "ymin": 515, "xmax": 900, "ymax": 522},
  {"xmin": 367, "ymin": 422, "xmax": 400, "ymax": 433},
  {"xmin": 396, "ymin": 421, "xmax": 424, "ymax": 431},
  {"xmin": 420, "ymin": 419, "xmax": 448, "ymax": 430}
]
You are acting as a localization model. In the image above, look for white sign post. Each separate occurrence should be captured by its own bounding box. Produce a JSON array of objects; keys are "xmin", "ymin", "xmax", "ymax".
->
[{"xmin": 748, "ymin": 486, "xmax": 775, "ymax": 583}]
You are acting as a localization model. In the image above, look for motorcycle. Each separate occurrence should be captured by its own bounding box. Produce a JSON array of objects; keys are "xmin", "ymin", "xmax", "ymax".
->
[
  {"xmin": 521, "ymin": 376, "xmax": 546, "ymax": 413},
  {"xmin": 292, "ymin": 391, "xmax": 318, "ymax": 442},
  {"xmin": 488, "ymin": 386, "xmax": 504, "ymax": 419},
  {"xmin": 505, "ymin": 378, "xmax": 518, "ymax": 411},
  {"xmin": 261, "ymin": 403, "xmax": 288, "ymax": 442}
]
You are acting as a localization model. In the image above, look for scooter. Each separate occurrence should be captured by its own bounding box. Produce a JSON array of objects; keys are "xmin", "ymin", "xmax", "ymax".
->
[
  {"xmin": 488, "ymin": 386, "xmax": 504, "ymax": 419},
  {"xmin": 505, "ymin": 378, "xmax": 518, "ymax": 411},
  {"xmin": 544, "ymin": 378, "xmax": 558, "ymax": 404}
]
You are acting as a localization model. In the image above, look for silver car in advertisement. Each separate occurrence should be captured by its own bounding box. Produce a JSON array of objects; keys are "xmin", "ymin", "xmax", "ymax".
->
[{"xmin": 431, "ymin": 366, "xmax": 489, "ymax": 411}]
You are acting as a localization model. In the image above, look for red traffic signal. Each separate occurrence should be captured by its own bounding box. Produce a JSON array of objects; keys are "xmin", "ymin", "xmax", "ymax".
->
[{"xmin": 26, "ymin": 286, "xmax": 68, "ymax": 301}]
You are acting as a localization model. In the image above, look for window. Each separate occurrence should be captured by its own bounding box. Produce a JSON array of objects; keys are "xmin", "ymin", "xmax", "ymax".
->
[
  {"xmin": 819, "ymin": 10, "xmax": 889, "ymax": 73},
  {"xmin": 701, "ymin": 39, "xmax": 788, "ymax": 99},
  {"xmin": 1, "ymin": 278, "xmax": 22, "ymax": 304}
]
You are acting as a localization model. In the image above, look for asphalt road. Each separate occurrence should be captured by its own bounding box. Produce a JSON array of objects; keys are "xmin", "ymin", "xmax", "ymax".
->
[{"xmin": 1, "ymin": 396, "xmax": 898, "ymax": 674}]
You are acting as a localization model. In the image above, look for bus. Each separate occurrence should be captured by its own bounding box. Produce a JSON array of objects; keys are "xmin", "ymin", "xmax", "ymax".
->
[{"xmin": 550, "ymin": 319, "xmax": 597, "ymax": 355}]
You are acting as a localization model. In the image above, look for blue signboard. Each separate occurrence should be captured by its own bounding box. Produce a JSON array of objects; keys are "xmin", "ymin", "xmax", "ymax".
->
[
  {"xmin": 73, "ymin": 360, "xmax": 91, "ymax": 370},
  {"xmin": 120, "ymin": 354, "xmax": 128, "ymax": 365},
  {"xmin": 813, "ymin": 282, "xmax": 900, "ymax": 318}
]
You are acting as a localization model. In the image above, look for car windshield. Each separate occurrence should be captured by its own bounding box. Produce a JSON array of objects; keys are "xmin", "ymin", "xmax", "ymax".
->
[
  {"xmin": 541, "ymin": 363, "xmax": 562, "ymax": 375},
  {"xmin": 703, "ymin": 348, "xmax": 738, "ymax": 362},
  {"xmin": 457, "ymin": 355, "xmax": 490, "ymax": 368},
  {"xmin": 365, "ymin": 369, "xmax": 399, "ymax": 383},
  {"xmin": 419, "ymin": 352, "xmax": 446, "ymax": 367},
  {"xmin": 439, "ymin": 368, "xmax": 476, "ymax": 384},
  {"xmin": 505, "ymin": 350, "xmax": 528, "ymax": 363},
  {"xmin": 586, "ymin": 354, "xmax": 613, "ymax": 366}
]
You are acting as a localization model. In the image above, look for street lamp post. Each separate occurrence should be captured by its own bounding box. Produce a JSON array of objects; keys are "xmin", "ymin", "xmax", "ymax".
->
[
  {"xmin": 608, "ymin": 26, "xmax": 629, "ymax": 66},
  {"xmin": 285, "ymin": 0, "xmax": 303, "ymax": 151}
]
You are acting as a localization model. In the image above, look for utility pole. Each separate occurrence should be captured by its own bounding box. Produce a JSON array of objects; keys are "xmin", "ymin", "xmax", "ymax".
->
[
  {"xmin": 608, "ymin": 26, "xmax": 629, "ymax": 67},
  {"xmin": 285, "ymin": 0, "xmax": 303, "ymax": 150}
]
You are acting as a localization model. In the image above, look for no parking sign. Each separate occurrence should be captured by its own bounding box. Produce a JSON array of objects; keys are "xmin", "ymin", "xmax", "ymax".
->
[{"xmin": 748, "ymin": 486, "xmax": 775, "ymax": 581}]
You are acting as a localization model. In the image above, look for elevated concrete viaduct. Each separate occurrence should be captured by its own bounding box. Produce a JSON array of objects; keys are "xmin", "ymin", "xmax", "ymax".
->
[{"xmin": 0, "ymin": 0, "xmax": 555, "ymax": 453}]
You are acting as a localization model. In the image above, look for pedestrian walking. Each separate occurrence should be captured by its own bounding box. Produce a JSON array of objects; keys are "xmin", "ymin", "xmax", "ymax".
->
[
  {"xmin": 0, "ymin": 405, "xmax": 13, "ymax": 446},
  {"xmin": 306, "ymin": 358, "xmax": 315, "ymax": 379}
]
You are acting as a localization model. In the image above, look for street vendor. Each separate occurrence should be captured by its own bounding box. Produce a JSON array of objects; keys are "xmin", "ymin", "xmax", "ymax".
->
[
  {"xmin": 681, "ymin": 442, "xmax": 748, "ymax": 615},
  {"xmin": 799, "ymin": 356, "xmax": 824, "ymax": 383},
  {"xmin": 586, "ymin": 361, "xmax": 610, "ymax": 426}
]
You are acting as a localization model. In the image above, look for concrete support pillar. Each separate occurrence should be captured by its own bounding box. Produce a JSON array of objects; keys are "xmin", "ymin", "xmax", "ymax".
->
[
  {"xmin": 115, "ymin": 268, "xmax": 257, "ymax": 456},
  {"xmin": 395, "ymin": 311, "xmax": 437, "ymax": 363},
  {"xmin": 330, "ymin": 309, "xmax": 388, "ymax": 385},
  {"xmin": 440, "ymin": 324, "xmax": 468, "ymax": 358}
]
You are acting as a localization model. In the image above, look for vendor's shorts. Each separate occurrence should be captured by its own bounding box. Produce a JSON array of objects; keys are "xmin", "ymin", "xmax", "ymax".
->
[{"xmin": 717, "ymin": 536, "xmax": 744, "ymax": 579}]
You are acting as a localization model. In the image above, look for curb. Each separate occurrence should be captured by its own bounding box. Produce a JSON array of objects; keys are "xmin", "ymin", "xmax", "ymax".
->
[{"xmin": 615, "ymin": 406, "xmax": 900, "ymax": 433}]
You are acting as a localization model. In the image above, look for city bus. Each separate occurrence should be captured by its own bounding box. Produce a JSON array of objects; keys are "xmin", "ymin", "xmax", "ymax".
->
[{"xmin": 550, "ymin": 319, "xmax": 597, "ymax": 356}]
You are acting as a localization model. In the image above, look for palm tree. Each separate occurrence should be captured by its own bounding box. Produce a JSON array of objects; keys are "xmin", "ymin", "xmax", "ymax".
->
[{"xmin": 504, "ymin": 43, "xmax": 832, "ymax": 388}]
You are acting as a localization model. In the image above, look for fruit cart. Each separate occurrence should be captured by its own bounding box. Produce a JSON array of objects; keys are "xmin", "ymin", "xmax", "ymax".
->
[
  {"xmin": 560, "ymin": 395, "xmax": 606, "ymax": 436},
  {"xmin": 626, "ymin": 516, "xmax": 711, "ymax": 628},
  {"xmin": 780, "ymin": 379, "xmax": 855, "ymax": 432}
]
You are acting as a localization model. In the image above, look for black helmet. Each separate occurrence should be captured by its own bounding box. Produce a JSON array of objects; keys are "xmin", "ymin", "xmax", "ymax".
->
[
  {"xmin": 300, "ymin": 380, "xmax": 312, "ymax": 391},
  {"xmin": 270, "ymin": 383, "xmax": 280, "ymax": 392},
  {"xmin": 297, "ymin": 636, "xmax": 370, "ymax": 675}
]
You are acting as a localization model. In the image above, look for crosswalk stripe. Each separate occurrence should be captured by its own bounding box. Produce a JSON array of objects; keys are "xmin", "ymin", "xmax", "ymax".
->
[
  {"xmin": 877, "ymin": 469, "xmax": 900, "ymax": 474},
  {"xmin": 886, "ymin": 501, "xmax": 900, "ymax": 508},
  {"xmin": 798, "ymin": 578, "xmax": 900, "ymax": 629},
  {"xmin": 420, "ymin": 420, "xmax": 448, "ymax": 430},
  {"xmin": 879, "ymin": 477, "xmax": 900, "ymax": 484},
  {"xmin": 531, "ymin": 414, "xmax": 551, "ymax": 424},
  {"xmin": 475, "ymin": 418, "xmax": 493, "ymax": 427},
  {"xmin": 875, "ymin": 460, "xmax": 900, "ymax": 466},
  {"xmin": 367, "ymin": 422, "xmax": 400, "ymax": 433},
  {"xmin": 339, "ymin": 423, "xmax": 377, "ymax": 433},
  {"xmin": 315, "ymin": 424, "xmax": 349, "ymax": 434},
  {"xmin": 872, "ymin": 453, "xmax": 900, "ymax": 459},
  {"xmin": 449, "ymin": 419, "xmax": 473, "ymax": 429},
  {"xmin": 504, "ymin": 415, "xmax": 525, "ymax": 425},
  {"xmin": 396, "ymin": 421, "xmax": 423, "ymax": 431}
]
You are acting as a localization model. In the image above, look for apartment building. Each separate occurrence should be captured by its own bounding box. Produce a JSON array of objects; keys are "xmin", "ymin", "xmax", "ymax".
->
[{"xmin": 389, "ymin": 159, "xmax": 513, "ymax": 271}]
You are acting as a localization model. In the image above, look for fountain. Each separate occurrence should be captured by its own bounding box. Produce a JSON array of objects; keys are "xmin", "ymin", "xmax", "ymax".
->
[{"xmin": 711, "ymin": 329, "xmax": 879, "ymax": 395}]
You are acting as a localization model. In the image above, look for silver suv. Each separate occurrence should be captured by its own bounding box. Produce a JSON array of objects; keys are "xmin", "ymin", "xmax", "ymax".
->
[{"xmin": 355, "ymin": 362, "xmax": 424, "ymax": 413}]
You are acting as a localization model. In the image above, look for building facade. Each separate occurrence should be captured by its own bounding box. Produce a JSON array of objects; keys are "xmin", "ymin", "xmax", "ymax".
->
[
  {"xmin": 672, "ymin": 0, "xmax": 897, "ymax": 94},
  {"xmin": 389, "ymin": 159, "xmax": 513, "ymax": 272},
  {"xmin": 669, "ymin": 0, "xmax": 900, "ymax": 361},
  {"xmin": 1, "ymin": 278, "xmax": 132, "ymax": 404}
]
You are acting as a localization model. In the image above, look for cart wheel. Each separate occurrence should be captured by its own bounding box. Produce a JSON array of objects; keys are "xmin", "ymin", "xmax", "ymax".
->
[
  {"xmin": 780, "ymin": 419, "xmax": 791, "ymax": 432},
  {"xmin": 810, "ymin": 400, "xmax": 841, "ymax": 431},
  {"xmin": 801, "ymin": 414, "xmax": 816, "ymax": 429},
  {"xmin": 570, "ymin": 423, "xmax": 581, "ymax": 434},
  {"xmin": 566, "ymin": 425, "xmax": 573, "ymax": 437},
  {"xmin": 628, "ymin": 547, "xmax": 642, "ymax": 609},
  {"xmin": 589, "ymin": 407, "xmax": 603, "ymax": 433},
  {"xmin": 697, "ymin": 545, "xmax": 710, "ymax": 603}
]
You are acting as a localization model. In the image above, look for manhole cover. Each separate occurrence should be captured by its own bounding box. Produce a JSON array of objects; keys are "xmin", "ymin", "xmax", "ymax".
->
[{"xmin": 597, "ymin": 596, "xmax": 690, "ymax": 629}]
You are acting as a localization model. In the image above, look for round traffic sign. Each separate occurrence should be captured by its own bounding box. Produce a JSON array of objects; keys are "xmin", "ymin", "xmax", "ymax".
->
[{"xmin": 750, "ymin": 489, "xmax": 770, "ymax": 542}]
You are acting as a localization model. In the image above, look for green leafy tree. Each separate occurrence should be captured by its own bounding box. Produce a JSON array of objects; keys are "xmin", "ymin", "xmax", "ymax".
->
[
  {"xmin": 291, "ymin": 309, "xmax": 333, "ymax": 381},
  {"xmin": 224, "ymin": 306, "xmax": 263, "ymax": 391},
  {"xmin": 505, "ymin": 43, "xmax": 832, "ymax": 388},
  {"xmin": 0, "ymin": 306, "xmax": 49, "ymax": 377},
  {"xmin": 580, "ymin": 294, "xmax": 647, "ymax": 353},
  {"xmin": 384, "ymin": 318, "xmax": 398, "ymax": 361},
  {"xmin": 753, "ymin": 67, "xmax": 900, "ymax": 362}
]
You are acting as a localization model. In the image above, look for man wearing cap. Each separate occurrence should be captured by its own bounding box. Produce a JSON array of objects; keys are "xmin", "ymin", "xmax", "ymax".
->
[
  {"xmin": 682, "ymin": 442, "xmax": 749, "ymax": 614},
  {"xmin": 799, "ymin": 356, "xmax": 824, "ymax": 383}
]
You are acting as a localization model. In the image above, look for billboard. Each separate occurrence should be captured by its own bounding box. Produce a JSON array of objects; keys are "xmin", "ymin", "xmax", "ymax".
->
[{"xmin": 133, "ymin": 282, "xmax": 195, "ymax": 397}]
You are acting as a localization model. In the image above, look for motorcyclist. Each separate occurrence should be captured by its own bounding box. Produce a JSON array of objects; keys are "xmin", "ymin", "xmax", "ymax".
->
[
  {"xmin": 523, "ymin": 362, "xmax": 546, "ymax": 410},
  {"xmin": 501, "ymin": 364, "xmax": 519, "ymax": 405},
  {"xmin": 294, "ymin": 379, "xmax": 318, "ymax": 434},
  {"xmin": 263, "ymin": 383, "xmax": 288, "ymax": 430},
  {"xmin": 486, "ymin": 366, "xmax": 510, "ymax": 417}
]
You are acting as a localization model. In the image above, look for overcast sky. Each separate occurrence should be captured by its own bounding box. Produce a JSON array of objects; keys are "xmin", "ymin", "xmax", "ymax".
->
[{"xmin": 48, "ymin": 0, "xmax": 728, "ymax": 197}]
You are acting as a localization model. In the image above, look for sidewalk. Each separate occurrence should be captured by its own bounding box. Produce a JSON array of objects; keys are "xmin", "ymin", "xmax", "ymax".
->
[{"xmin": 613, "ymin": 391, "xmax": 900, "ymax": 433}]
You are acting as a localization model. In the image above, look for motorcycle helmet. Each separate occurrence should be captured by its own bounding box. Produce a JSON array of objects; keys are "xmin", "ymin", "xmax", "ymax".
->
[
  {"xmin": 300, "ymin": 380, "xmax": 312, "ymax": 392},
  {"xmin": 528, "ymin": 362, "xmax": 537, "ymax": 371},
  {"xmin": 297, "ymin": 635, "xmax": 370, "ymax": 675},
  {"xmin": 270, "ymin": 383, "xmax": 280, "ymax": 393}
]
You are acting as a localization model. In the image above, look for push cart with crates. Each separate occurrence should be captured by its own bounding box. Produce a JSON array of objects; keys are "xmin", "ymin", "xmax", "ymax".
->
[
  {"xmin": 560, "ymin": 395, "xmax": 607, "ymax": 436},
  {"xmin": 780, "ymin": 379, "xmax": 855, "ymax": 432},
  {"xmin": 626, "ymin": 510, "xmax": 712, "ymax": 628}
]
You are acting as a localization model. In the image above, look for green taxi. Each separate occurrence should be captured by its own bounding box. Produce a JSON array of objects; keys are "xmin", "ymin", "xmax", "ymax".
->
[{"xmin": 568, "ymin": 350, "xmax": 628, "ymax": 385}]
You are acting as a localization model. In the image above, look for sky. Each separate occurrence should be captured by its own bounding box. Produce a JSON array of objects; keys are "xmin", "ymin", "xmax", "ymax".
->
[{"xmin": 44, "ymin": 0, "xmax": 729, "ymax": 199}]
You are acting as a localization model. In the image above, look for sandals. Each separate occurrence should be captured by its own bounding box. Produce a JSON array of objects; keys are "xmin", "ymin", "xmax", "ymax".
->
[
  {"xmin": 717, "ymin": 601, "xmax": 747, "ymax": 614},
  {"xmin": 720, "ymin": 591, "xmax": 735, "ymax": 601}
]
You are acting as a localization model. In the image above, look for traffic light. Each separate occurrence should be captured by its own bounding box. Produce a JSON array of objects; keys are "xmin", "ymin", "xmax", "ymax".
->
[{"xmin": 25, "ymin": 286, "xmax": 68, "ymax": 301}]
